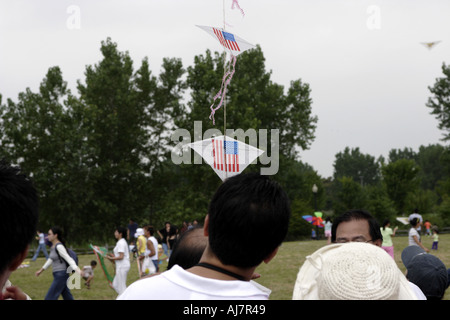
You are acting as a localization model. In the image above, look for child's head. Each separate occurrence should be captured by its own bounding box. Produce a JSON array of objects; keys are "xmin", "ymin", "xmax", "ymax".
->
[{"xmin": 90, "ymin": 260, "xmax": 97, "ymax": 268}]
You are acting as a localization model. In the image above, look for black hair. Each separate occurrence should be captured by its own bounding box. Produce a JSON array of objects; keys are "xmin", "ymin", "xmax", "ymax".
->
[
  {"xmin": 0, "ymin": 160, "xmax": 39, "ymax": 273},
  {"xmin": 410, "ymin": 218, "xmax": 420, "ymax": 227},
  {"xmin": 116, "ymin": 226, "xmax": 128, "ymax": 241},
  {"xmin": 144, "ymin": 225, "xmax": 155, "ymax": 236},
  {"xmin": 382, "ymin": 219, "xmax": 390, "ymax": 230},
  {"xmin": 207, "ymin": 173, "xmax": 291, "ymax": 268},
  {"xmin": 167, "ymin": 227, "xmax": 206, "ymax": 270},
  {"xmin": 49, "ymin": 226, "xmax": 66, "ymax": 246},
  {"xmin": 331, "ymin": 209, "xmax": 383, "ymax": 243}
]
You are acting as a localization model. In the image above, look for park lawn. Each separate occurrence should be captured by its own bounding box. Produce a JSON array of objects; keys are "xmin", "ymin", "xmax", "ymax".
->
[{"xmin": 9, "ymin": 234, "xmax": 450, "ymax": 300}]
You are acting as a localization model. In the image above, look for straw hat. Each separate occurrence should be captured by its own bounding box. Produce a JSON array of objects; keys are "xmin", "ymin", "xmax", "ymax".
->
[{"xmin": 292, "ymin": 242, "xmax": 418, "ymax": 300}]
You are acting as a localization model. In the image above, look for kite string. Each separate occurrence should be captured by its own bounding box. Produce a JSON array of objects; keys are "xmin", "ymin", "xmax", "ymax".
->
[{"xmin": 209, "ymin": 54, "xmax": 237, "ymax": 125}]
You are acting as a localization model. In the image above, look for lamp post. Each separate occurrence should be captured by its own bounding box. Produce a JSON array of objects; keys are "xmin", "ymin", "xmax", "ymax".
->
[{"xmin": 312, "ymin": 184, "xmax": 319, "ymax": 240}]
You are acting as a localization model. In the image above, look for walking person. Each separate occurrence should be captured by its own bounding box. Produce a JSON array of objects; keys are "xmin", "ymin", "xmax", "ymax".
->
[
  {"xmin": 380, "ymin": 219, "xmax": 398, "ymax": 259},
  {"xmin": 106, "ymin": 226, "xmax": 130, "ymax": 295},
  {"xmin": 35, "ymin": 227, "xmax": 80, "ymax": 300},
  {"xmin": 31, "ymin": 229, "xmax": 49, "ymax": 261}
]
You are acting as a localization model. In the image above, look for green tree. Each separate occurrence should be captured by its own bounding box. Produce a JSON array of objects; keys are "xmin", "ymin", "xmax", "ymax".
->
[
  {"xmin": 333, "ymin": 147, "xmax": 380, "ymax": 186},
  {"xmin": 416, "ymin": 144, "xmax": 446, "ymax": 191},
  {"xmin": 388, "ymin": 147, "xmax": 417, "ymax": 163},
  {"xmin": 76, "ymin": 38, "xmax": 185, "ymax": 231},
  {"xmin": 427, "ymin": 62, "xmax": 450, "ymax": 141},
  {"xmin": 365, "ymin": 184, "xmax": 397, "ymax": 223},
  {"xmin": 333, "ymin": 176, "xmax": 367, "ymax": 215},
  {"xmin": 0, "ymin": 67, "xmax": 94, "ymax": 238},
  {"xmin": 381, "ymin": 159, "xmax": 421, "ymax": 214}
]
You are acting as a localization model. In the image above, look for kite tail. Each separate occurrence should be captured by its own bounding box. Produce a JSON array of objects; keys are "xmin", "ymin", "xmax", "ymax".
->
[
  {"xmin": 209, "ymin": 54, "xmax": 237, "ymax": 125},
  {"xmin": 231, "ymin": 0, "xmax": 245, "ymax": 17}
]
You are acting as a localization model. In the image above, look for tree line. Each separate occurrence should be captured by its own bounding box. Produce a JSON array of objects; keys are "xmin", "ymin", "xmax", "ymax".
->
[{"xmin": 1, "ymin": 38, "xmax": 449, "ymax": 243}]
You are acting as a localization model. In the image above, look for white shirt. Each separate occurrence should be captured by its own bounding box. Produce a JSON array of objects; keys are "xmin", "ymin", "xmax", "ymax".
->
[
  {"xmin": 114, "ymin": 238, "xmax": 130, "ymax": 268},
  {"xmin": 148, "ymin": 236, "xmax": 158, "ymax": 260},
  {"xmin": 117, "ymin": 265, "xmax": 270, "ymax": 300},
  {"xmin": 38, "ymin": 233, "xmax": 45, "ymax": 244},
  {"xmin": 408, "ymin": 228, "xmax": 420, "ymax": 246}
]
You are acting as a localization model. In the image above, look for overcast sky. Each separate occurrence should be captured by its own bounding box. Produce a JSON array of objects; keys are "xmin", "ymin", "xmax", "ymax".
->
[{"xmin": 1, "ymin": 0, "xmax": 449, "ymax": 178}]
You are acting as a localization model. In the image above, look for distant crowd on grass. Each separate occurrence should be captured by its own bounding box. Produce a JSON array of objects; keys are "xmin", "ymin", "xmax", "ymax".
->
[{"xmin": 1, "ymin": 159, "xmax": 449, "ymax": 301}]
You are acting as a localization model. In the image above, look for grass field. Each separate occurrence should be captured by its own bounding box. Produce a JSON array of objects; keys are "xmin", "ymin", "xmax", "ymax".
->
[{"xmin": 9, "ymin": 234, "xmax": 450, "ymax": 300}]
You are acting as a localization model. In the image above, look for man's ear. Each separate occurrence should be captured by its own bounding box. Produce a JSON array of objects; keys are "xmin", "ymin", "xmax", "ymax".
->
[
  {"xmin": 9, "ymin": 245, "xmax": 29, "ymax": 271},
  {"xmin": 374, "ymin": 239, "xmax": 383, "ymax": 247},
  {"xmin": 263, "ymin": 247, "xmax": 279, "ymax": 264},
  {"xmin": 203, "ymin": 214, "xmax": 209, "ymax": 237}
]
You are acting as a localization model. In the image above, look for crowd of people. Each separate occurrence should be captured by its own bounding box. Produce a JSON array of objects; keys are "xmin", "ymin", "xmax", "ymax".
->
[{"xmin": 1, "ymin": 159, "xmax": 449, "ymax": 301}]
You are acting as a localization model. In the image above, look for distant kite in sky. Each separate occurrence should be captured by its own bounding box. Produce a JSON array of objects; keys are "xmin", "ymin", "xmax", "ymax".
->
[
  {"xmin": 421, "ymin": 41, "xmax": 441, "ymax": 50},
  {"xmin": 188, "ymin": 135, "xmax": 264, "ymax": 181}
]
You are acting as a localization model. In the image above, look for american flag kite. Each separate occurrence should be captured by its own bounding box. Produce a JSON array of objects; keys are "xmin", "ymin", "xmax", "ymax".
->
[
  {"xmin": 196, "ymin": 25, "xmax": 255, "ymax": 56},
  {"xmin": 188, "ymin": 135, "xmax": 264, "ymax": 181}
]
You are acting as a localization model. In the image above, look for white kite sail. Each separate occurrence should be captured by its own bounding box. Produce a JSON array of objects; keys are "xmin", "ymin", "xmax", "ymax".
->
[{"xmin": 188, "ymin": 135, "xmax": 264, "ymax": 181}]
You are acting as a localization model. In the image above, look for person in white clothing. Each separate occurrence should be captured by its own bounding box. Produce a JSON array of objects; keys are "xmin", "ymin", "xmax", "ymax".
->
[
  {"xmin": 408, "ymin": 217, "xmax": 429, "ymax": 252},
  {"xmin": 118, "ymin": 173, "xmax": 291, "ymax": 300},
  {"xmin": 147, "ymin": 226, "xmax": 160, "ymax": 272},
  {"xmin": 106, "ymin": 226, "xmax": 130, "ymax": 295}
]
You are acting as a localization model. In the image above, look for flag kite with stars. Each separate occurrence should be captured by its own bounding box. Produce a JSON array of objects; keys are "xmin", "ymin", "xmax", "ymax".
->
[
  {"xmin": 196, "ymin": 25, "xmax": 255, "ymax": 56},
  {"xmin": 188, "ymin": 135, "xmax": 264, "ymax": 181}
]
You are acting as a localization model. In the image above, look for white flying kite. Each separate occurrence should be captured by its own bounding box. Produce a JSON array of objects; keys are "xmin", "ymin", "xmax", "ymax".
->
[
  {"xmin": 421, "ymin": 41, "xmax": 441, "ymax": 50},
  {"xmin": 196, "ymin": 25, "xmax": 255, "ymax": 56},
  {"xmin": 196, "ymin": 25, "xmax": 256, "ymax": 124},
  {"xmin": 188, "ymin": 135, "xmax": 264, "ymax": 181}
]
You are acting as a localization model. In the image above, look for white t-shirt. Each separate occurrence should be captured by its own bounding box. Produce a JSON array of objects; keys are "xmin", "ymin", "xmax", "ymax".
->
[
  {"xmin": 148, "ymin": 236, "xmax": 158, "ymax": 260},
  {"xmin": 38, "ymin": 233, "xmax": 45, "ymax": 244},
  {"xmin": 408, "ymin": 228, "xmax": 420, "ymax": 246},
  {"xmin": 117, "ymin": 265, "xmax": 270, "ymax": 300},
  {"xmin": 114, "ymin": 238, "xmax": 130, "ymax": 268}
]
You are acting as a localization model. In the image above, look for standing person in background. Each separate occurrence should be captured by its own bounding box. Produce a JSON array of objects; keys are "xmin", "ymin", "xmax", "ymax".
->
[
  {"xmin": 135, "ymin": 228, "xmax": 147, "ymax": 277},
  {"xmin": 323, "ymin": 217, "xmax": 332, "ymax": 244},
  {"xmin": 35, "ymin": 226, "xmax": 81, "ymax": 300},
  {"xmin": 106, "ymin": 226, "xmax": 130, "ymax": 295},
  {"xmin": 424, "ymin": 220, "xmax": 432, "ymax": 236},
  {"xmin": 158, "ymin": 222, "xmax": 177, "ymax": 259},
  {"xmin": 409, "ymin": 218, "xmax": 429, "ymax": 252},
  {"xmin": 409, "ymin": 209, "xmax": 423, "ymax": 235},
  {"xmin": 127, "ymin": 218, "xmax": 138, "ymax": 245},
  {"xmin": 31, "ymin": 229, "xmax": 49, "ymax": 261},
  {"xmin": 431, "ymin": 229, "xmax": 439, "ymax": 250},
  {"xmin": 144, "ymin": 226, "xmax": 159, "ymax": 273},
  {"xmin": 380, "ymin": 219, "xmax": 398, "ymax": 259}
]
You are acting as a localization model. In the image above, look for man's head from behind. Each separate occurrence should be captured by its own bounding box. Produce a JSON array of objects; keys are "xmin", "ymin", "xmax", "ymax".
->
[
  {"xmin": 207, "ymin": 173, "xmax": 291, "ymax": 268},
  {"xmin": 0, "ymin": 160, "xmax": 39, "ymax": 275}
]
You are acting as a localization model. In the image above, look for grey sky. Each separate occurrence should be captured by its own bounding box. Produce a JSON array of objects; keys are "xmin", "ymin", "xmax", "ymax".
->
[{"xmin": 1, "ymin": 0, "xmax": 448, "ymax": 178}]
